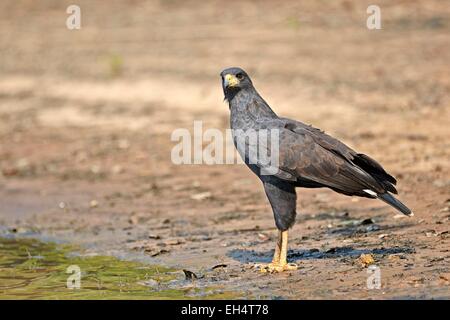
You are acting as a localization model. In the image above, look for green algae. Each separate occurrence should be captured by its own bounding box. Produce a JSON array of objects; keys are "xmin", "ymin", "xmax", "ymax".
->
[{"xmin": 0, "ymin": 237, "xmax": 239, "ymax": 300}]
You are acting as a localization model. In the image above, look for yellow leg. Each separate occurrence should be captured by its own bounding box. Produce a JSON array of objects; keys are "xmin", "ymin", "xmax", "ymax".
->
[
  {"xmin": 279, "ymin": 230, "xmax": 289, "ymax": 265},
  {"xmin": 257, "ymin": 230, "xmax": 298, "ymax": 273},
  {"xmin": 272, "ymin": 230, "xmax": 282, "ymax": 264}
]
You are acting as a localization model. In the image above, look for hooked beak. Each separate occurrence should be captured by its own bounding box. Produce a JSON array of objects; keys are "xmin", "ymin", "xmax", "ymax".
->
[{"xmin": 223, "ymin": 74, "xmax": 240, "ymax": 88}]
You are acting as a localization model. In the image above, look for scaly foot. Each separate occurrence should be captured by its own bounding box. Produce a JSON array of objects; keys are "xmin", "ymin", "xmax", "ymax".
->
[{"xmin": 255, "ymin": 262, "xmax": 298, "ymax": 273}]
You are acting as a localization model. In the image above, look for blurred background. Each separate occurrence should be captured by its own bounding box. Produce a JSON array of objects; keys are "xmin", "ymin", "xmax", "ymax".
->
[{"xmin": 0, "ymin": 0, "xmax": 449, "ymax": 299}]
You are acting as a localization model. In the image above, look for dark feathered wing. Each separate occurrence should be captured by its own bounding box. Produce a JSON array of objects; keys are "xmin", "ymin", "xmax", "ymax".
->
[{"xmin": 263, "ymin": 119, "xmax": 412, "ymax": 216}]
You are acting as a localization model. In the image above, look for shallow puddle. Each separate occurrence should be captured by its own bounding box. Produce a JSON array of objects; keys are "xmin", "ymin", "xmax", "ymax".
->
[{"xmin": 0, "ymin": 237, "xmax": 240, "ymax": 299}]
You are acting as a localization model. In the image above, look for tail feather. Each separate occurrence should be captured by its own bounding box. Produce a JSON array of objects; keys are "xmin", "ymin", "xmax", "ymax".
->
[
  {"xmin": 378, "ymin": 193, "xmax": 413, "ymax": 216},
  {"xmin": 353, "ymin": 153, "xmax": 397, "ymax": 185},
  {"xmin": 352, "ymin": 153, "xmax": 398, "ymax": 194}
]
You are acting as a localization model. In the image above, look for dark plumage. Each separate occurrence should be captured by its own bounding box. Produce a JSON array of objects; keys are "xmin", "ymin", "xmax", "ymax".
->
[{"xmin": 220, "ymin": 67, "xmax": 413, "ymax": 272}]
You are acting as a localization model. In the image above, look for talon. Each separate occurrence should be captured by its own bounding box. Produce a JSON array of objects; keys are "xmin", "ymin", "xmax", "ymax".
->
[
  {"xmin": 285, "ymin": 263, "xmax": 298, "ymax": 271},
  {"xmin": 253, "ymin": 262, "xmax": 278, "ymax": 273},
  {"xmin": 254, "ymin": 262, "xmax": 298, "ymax": 273}
]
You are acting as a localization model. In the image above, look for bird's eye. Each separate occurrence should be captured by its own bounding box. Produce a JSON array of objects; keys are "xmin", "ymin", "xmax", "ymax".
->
[{"xmin": 236, "ymin": 73, "xmax": 244, "ymax": 80}]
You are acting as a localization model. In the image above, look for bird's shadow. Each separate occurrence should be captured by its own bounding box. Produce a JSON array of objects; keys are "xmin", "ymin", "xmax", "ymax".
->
[{"xmin": 227, "ymin": 246, "xmax": 415, "ymax": 264}]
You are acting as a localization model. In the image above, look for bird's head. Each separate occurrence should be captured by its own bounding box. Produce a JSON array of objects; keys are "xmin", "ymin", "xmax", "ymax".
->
[{"xmin": 220, "ymin": 67, "xmax": 253, "ymax": 100}]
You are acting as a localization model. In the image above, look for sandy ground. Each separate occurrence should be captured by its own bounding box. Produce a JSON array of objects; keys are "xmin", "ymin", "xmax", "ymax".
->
[{"xmin": 0, "ymin": 0, "xmax": 449, "ymax": 299}]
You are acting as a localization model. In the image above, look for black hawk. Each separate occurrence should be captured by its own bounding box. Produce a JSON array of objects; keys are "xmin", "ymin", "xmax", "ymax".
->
[{"xmin": 220, "ymin": 67, "xmax": 413, "ymax": 272}]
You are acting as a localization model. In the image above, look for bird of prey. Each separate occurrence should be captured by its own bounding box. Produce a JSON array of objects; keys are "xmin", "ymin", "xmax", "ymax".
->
[{"xmin": 220, "ymin": 67, "xmax": 413, "ymax": 273}]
